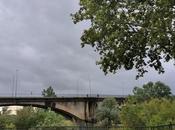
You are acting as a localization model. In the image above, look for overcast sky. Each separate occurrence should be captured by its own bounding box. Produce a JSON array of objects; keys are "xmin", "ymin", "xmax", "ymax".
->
[{"xmin": 0, "ymin": 0, "xmax": 175, "ymax": 97}]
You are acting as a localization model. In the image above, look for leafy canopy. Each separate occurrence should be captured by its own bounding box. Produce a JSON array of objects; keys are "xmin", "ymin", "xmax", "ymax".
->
[
  {"xmin": 96, "ymin": 97, "xmax": 119, "ymax": 127},
  {"xmin": 129, "ymin": 81, "xmax": 172, "ymax": 103},
  {"xmin": 35, "ymin": 109, "xmax": 73, "ymax": 127},
  {"xmin": 15, "ymin": 107, "xmax": 73, "ymax": 129},
  {"xmin": 72, "ymin": 0, "xmax": 175, "ymax": 78},
  {"xmin": 120, "ymin": 99, "xmax": 175, "ymax": 127},
  {"xmin": 15, "ymin": 107, "xmax": 37, "ymax": 129},
  {"xmin": 42, "ymin": 86, "xmax": 57, "ymax": 97}
]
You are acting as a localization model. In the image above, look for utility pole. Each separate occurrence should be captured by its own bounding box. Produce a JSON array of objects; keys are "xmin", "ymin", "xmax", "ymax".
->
[
  {"xmin": 76, "ymin": 80, "xmax": 79, "ymax": 97},
  {"xmin": 12, "ymin": 75, "xmax": 15, "ymax": 97},
  {"xmin": 88, "ymin": 75, "xmax": 92, "ymax": 97},
  {"xmin": 15, "ymin": 69, "xmax": 18, "ymax": 97}
]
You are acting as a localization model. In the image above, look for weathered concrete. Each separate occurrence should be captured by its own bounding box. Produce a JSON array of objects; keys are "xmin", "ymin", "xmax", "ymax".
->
[{"xmin": 0, "ymin": 97, "xmax": 125, "ymax": 122}]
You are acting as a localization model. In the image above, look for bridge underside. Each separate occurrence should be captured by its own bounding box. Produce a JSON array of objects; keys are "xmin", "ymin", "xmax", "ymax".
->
[
  {"xmin": 0, "ymin": 97, "xmax": 125, "ymax": 123},
  {"xmin": 0, "ymin": 103, "xmax": 84, "ymax": 123}
]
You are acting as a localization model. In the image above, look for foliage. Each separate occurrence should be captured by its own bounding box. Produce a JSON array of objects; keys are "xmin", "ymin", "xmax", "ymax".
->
[
  {"xmin": 128, "ymin": 81, "xmax": 172, "ymax": 103},
  {"xmin": 0, "ymin": 106, "xmax": 16, "ymax": 129},
  {"xmin": 120, "ymin": 98, "xmax": 175, "ymax": 127},
  {"xmin": 96, "ymin": 97, "xmax": 119, "ymax": 127},
  {"xmin": 119, "ymin": 103, "xmax": 145, "ymax": 127},
  {"xmin": 36, "ymin": 109, "xmax": 73, "ymax": 127},
  {"xmin": 0, "ymin": 115, "xmax": 16, "ymax": 129},
  {"xmin": 15, "ymin": 107, "xmax": 73, "ymax": 129},
  {"xmin": 42, "ymin": 86, "xmax": 57, "ymax": 97},
  {"xmin": 72, "ymin": 0, "xmax": 175, "ymax": 78},
  {"xmin": 15, "ymin": 107, "xmax": 38, "ymax": 129}
]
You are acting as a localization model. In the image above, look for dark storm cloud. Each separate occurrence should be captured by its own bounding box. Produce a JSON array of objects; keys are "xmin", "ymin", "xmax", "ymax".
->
[{"xmin": 0, "ymin": 0, "xmax": 174, "ymax": 97}]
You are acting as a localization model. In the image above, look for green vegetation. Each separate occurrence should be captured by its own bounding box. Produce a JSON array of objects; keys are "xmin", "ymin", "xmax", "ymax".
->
[
  {"xmin": 0, "ymin": 114, "xmax": 16, "ymax": 129},
  {"xmin": 95, "ymin": 81, "xmax": 175, "ymax": 128},
  {"xmin": 96, "ymin": 97, "xmax": 119, "ymax": 127},
  {"xmin": 128, "ymin": 81, "xmax": 172, "ymax": 103},
  {"xmin": 15, "ymin": 107, "xmax": 37, "ymax": 129},
  {"xmin": 42, "ymin": 86, "xmax": 57, "ymax": 97},
  {"xmin": 35, "ymin": 108, "xmax": 73, "ymax": 127},
  {"xmin": 72, "ymin": 0, "xmax": 175, "ymax": 78},
  {"xmin": 120, "ymin": 81, "xmax": 175, "ymax": 127},
  {"xmin": 0, "ymin": 107, "xmax": 73, "ymax": 129},
  {"xmin": 120, "ymin": 98, "xmax": 175, "ymax": 127}
]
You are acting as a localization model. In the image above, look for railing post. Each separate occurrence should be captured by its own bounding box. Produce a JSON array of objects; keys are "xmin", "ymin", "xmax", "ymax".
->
[
  {"xmin": 169, "ymin": 123, "xmax": 173, "ymax": 130},
  {"xmin": 151, "ymin": 126, "xmax": 154, "ymax": 130}
]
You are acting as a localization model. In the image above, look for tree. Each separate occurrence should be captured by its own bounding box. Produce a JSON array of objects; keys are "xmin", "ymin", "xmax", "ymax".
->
[
  {"xmin": 72, "ymin": 0, "xmax": 175, "ymax": 78},
  {"xmin": 120, "ymin": 99, "xmax": 175, "ymax": 126},
  {"xmin": 42, "ymin": 86, "xmax": 57, "ymax": 97},
  {"xmin": 129, "ymin": 81, "xmax": 172, "ymax": 103},
  {"xmin": 15, "ymin": 107, "xmax": 73, "ymax": 129},
  {"xmin": 119, "ymin": 103, "xmax": 145, "ymax": 127},
  {"xmin": 15, "ymin": 107, "xmax": 37, "ymax": 129},
  {"xmin": 0, "ymin": 115, "xmax": 16, "ymax": 129},
  {"xmin": 0, "ymin": 107, "xmax": 15, "ymax": 129},
  {"xmin": 35, "ymin": 109, "xmax": 73, "ymax": 127},
  {"xmin": 96, "ymin": 97, "xmax": 119, "ymax": 127}
]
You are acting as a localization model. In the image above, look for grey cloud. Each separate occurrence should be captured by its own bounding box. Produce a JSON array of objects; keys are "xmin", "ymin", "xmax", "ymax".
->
[{"xmin": 0, "ymin": 0, "xmax": 174, "ymax": 97}]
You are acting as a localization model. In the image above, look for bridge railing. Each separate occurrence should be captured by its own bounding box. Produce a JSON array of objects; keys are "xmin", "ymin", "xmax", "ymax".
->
[
  {"xmin": 0, "ymin": 92, "xmax": 127, "ymax": 98},
  {"xmin": 1, "ymin": 124, "xmax": 175, "ymax": 130}
]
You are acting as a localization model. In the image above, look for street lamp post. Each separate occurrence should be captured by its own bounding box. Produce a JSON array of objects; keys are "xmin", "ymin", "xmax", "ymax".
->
[
  {"xmin": 88, "ymin": 75, "xmax": 91, "ymax": 97},
  {"xmin": 15, "ymin": 69, "xmax": 18, "ymax": 97}
]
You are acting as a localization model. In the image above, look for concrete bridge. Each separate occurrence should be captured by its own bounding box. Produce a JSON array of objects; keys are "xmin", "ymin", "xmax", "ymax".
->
[{"xmin": 0, "ymin": 96, "xmax": 126, "ymax": 123}]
